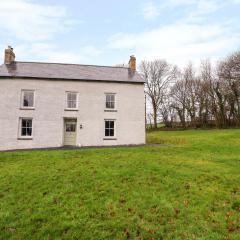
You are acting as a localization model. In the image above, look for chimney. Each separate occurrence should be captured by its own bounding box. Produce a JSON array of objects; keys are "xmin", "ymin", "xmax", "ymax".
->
[
  {"xmin": 129, "ymin": 55, "xmax": 136, "ymax": 71},
  {"xmin": 4, "ymin": 46, "xmax": 15, "ymax": 65}
]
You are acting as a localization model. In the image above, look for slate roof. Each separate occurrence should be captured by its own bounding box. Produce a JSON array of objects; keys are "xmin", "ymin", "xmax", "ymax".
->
[{"xmin": 0, "ymin": 61, "xmax": 144, "ymax": 83}]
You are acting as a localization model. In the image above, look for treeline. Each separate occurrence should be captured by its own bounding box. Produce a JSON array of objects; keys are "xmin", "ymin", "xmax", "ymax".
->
[{"xmin": 141, "ymin": 50, "xmax": 240, "ymax": 129}]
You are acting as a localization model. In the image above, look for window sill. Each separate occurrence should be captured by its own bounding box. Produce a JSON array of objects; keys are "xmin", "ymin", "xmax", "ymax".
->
[
  {"xmin": 20, "ymin": 107, "xmax": 35, "ymax": 110},
  {"xmin": 103, "ymin": 138, "xmax": 117, "ymax": 140},
  {"xmin": 65, "ymin": 109, "xmax": 78, "ymax": 111},
  {"xmin": 18, "ymin": 137, "xmax": 33, "ymax": 140},
  {"xmin": 104, "ymin": 109, "xmax": 117, "ymax": 112}
]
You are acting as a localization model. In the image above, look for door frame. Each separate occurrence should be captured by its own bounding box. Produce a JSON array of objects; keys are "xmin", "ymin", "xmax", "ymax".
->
[{"xmin": 63, "ymin": 117, "xmax": 77, "ymax": 146}]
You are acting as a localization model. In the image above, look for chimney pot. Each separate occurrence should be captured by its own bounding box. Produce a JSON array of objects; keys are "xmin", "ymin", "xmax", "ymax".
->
[
  {"xmin": 4, "ymin": 46, "xmax": 15, "ymax": 65},
  {"xmin": 129, "ymin": 55, "xmax": 136, "ymax": 71}
]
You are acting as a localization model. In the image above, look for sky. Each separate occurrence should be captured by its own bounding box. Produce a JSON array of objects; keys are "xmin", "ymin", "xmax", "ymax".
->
[{"xmin": 0, "ymin": 0, "xmax": 240, "ymax": 68}]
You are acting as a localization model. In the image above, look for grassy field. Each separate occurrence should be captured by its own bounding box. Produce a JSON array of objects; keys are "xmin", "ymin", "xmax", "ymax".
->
[{"xmin": 0, "ymin": 130, "xmax": 239, "ymax": 239}]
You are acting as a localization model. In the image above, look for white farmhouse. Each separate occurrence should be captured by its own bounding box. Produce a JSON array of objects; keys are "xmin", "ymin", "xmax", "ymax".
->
[{"xmin": 0, "ymin": 47, "xmax": 145, "ymax": 151}]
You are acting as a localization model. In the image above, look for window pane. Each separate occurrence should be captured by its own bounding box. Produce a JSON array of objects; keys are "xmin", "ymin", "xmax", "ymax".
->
[
  {"xmin": 105, "ymin": 120, "xmax": 115, "ymax": 137},
  {"xmin": 71, "ymin": 124, "xmax": 76, "ymax": 132},
  {"xmin": 106, "ymin": 102, "xmax": 111, "ymax": 109},
  {"xmin": 26, "ymin": 120, "xmax": 32, "ymax": 128},
  {"xmin": 28, "ymin": 92, "xmax": 34, "ymax": 106},
  {"xmin": 67, "ymin": 92, "xmax": 77, "ymax": 109},
  {"xmin": 21, "ymin": 127, "xmax": 26, "ymax": 136},
  {"xmin": 109, "ymin": 102, "xmax": 115, "ymax": 109},
  {"xmin": 72, "ymin": 101, "xmax": 76, "ymax": 108},
  {"xmin": 66, "ymin": 123, "xmax": 76, "ymax": 132},
  {"xmin": 106, "ymin": 95, "xmax": 111, "ymax": 102},
  {"xmin": 110, "ymin": 129, "xmax": 114, "ymax": 136},
  {"xmin": 22, "ymin": 119, "xmax": 27, "ymax": 128},
  {"xmin": 66, "ymin": 124, "xmax": 71, "ymax": 132},
  {"xmin": 105, "ymin": 129, "xmax": 110, "ymax": 136},
  {"xmin": 67, "ymin": 93, "xmax": 72, "ymax": 101},
  {"xmin": 26, "ymin": 127, "xmax": 32, "ymax": 136},
  {"xmin": 23, "ymin": 91, "xmax": 34, "ymax": 107},
  {"xmin": 21, "ymin": 119, "xmax": 32, "ymax": 137},
  {"xmin": 23, "ymin": 96, "xmax": 29, "ymax": 107},
  {"xmin": 109, "ymin": 121, "xmax": 114, "ymax": 128},
  {"xmin": 106, "ymin": 94, "xmax": 115, "ymax": 109},
  {"xmin": 71, "ymin": 94, "xmax": 77, "ymax": 101}
]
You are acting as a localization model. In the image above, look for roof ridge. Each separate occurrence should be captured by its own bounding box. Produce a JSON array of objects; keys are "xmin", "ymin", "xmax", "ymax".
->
[{"xmin": 15, "ymin": 61, "xmax": 129, "ymax": 70}]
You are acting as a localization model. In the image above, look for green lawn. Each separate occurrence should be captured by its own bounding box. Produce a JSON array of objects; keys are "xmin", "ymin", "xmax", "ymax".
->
[{"xmin": 0, "ymin": 130, "xmax": 239, "ymax": 240}]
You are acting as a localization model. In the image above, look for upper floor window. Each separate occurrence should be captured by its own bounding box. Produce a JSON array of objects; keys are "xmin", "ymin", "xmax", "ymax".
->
[
  {"xmin": 105, "ymin": 93, "xmax": 116, "ymax": 110},
  {"xmin": 21, "ymin": 90, "xmax": 35, "ymax": 108},
  {"xmin": 66, "ymin": 92, "xmax": 78, "ymax": 110}
]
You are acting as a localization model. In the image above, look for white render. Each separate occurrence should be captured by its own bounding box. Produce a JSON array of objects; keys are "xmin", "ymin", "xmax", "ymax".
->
[{"xmin": 0, "ymin": 78, "xmax": 145, "ymax": 151}]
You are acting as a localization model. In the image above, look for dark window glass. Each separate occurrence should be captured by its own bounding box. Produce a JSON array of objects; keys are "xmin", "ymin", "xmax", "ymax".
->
[
  {"xmin": 105, "ymin": 129, "xmax": 109, "ymax": 136},
  {"xmin": 110, "ymin": 129, "xmax": 114, "ymax": 136},
  {"xmin": 105, "ymin": 120, "xmax": 115, "ymax": 137},
  {"xmin": 21, "ymin": 127, "xmax": 26, "ymax": 136},
  {"xmin": 21, "ymin": 119, "xmax": 32, "ymax": 137},
  {"xmin": 109, "ymin": 121, "xmax": 114, "ymax": 128},
  {"xmin": 66, "ymin": 123, "xmax": 76, "ymax": 132}
]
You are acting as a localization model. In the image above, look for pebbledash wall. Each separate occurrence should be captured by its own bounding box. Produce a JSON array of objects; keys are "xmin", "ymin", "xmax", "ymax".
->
[{"xmin": 0, "ymin": 78, "xmax": 145, "ymax": 151}]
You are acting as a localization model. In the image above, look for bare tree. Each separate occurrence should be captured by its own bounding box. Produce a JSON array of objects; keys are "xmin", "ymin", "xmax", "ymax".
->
[
  {"xmin": 140, "ymin": 60, "xmax": 177, "ymax": 129},
  {"xmin": 183, "ymin": 63, "xmax": 198, "ymax": 127},
  {"xmin": 170, "ymin": 76, "xmax": 188, "ymax": 128},
  {"xmin": 159, "ymin": 96, "xmax": 176, "ymax": 128},
  {"xmin": 217, "ymin": 51, "xmax": 240, "ymax": 126},
  {"xmin": 143, "ymin": 49, "xmax": 240, "ymax": 130},
  {"xmin": 199, "ymin": 60, "xmax": 215, "ymax": 126}
]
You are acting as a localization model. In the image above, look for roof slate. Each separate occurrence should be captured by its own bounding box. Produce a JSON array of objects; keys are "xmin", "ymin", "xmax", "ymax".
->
[{"xmin": 0, "ymin": 61, "xmax": 144, "ymax": 83}]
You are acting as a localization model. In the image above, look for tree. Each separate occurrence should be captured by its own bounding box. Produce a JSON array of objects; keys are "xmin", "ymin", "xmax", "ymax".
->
[
  {"xmin": 140, "ymin": 60, "xmax": 177, "ymax": 129},
  {"xmin": 217, "ymin": 51, "xmax": 240, "ymax": 126},
  {"xmin": 183, "ymin": 63, "xmax": 198, "ymax": 127},
  {"xmin": 170, "ymin": 76, "xmax": 188, "ymax": 128}
]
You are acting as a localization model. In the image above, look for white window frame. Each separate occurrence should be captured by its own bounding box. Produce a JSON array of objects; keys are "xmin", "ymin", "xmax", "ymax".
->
[
  {"xmin": 104, "ymin": 119, "xmax": 117, "ymax": 140},
  {"xmin": 18, "ymin": 118, "xmax": 33, "ymax": 139},
  {"xmin": 21, "ymin": 89, "xmax": 35, "ymax": 109},
  {"xmin": 105, "ymin": 93, "xmax": 117, "ymax": 111},
  {"xmin": 65, "ymin": 91, "xmax": 78, "ymax": 111}
]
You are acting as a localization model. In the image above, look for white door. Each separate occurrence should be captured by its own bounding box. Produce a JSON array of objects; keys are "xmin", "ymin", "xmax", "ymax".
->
[{"xmin": 64, "ymin": 119, "xmax": 77, "ymax": 146}]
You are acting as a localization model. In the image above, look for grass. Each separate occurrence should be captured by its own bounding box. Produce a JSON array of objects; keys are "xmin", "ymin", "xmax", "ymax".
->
[{"xmin": 0, "ymin": 129, "xmax": 239, "ymax": 239}]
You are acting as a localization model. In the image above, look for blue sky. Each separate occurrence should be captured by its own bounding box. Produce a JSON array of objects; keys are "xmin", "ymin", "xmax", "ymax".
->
[{"xmin": 0, "ymin": 0, "xmax": 240, "ymax": 67}]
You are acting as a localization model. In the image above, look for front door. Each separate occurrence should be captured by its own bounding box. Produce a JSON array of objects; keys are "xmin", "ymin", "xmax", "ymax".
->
[{"xmin": 64, "ymin": 119, "xmax": 77, "ymax": 146}]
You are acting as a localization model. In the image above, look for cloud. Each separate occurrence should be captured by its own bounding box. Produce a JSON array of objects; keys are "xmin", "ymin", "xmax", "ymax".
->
[
  {"xmin": 184, "ymin": 0, "xmax": 225, "ymax": 23},
  {"xmin": 108, "ymin": 22, "xmax": 240, "ymax": 67},
  {"xmin": 159, "ymin": 0, "xmax": 228, "ymax": 23},
  {"xmin": 165, "ymin": 0, "xmax": 240, "ymax": 9},
  {"xmin": 0, "ymin": 0, "xmax": 79, "ymax": 42},
  {"xmin": 142, "ymin": 2, "xmax": 159, "ymax": 19},
  {"xmin": 0, "ymin": 0, "xmax": 100, "ymax": 64},
  {"xmin": 10, "ymin": 42, "xmax": 103, "ymax": 64},
  {"xmin": 109, "ymin": 0, "xmax": 240, "ymax": 67}
]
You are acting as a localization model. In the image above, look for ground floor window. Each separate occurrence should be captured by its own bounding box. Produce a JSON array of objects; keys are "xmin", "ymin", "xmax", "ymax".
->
[
  {"xmin": 19, "ymin": 118, "xmax": 33, "ymax": 138},
  {"xmin": 105, "ymin": 120, "xmax": 115, "ymax": 137}
]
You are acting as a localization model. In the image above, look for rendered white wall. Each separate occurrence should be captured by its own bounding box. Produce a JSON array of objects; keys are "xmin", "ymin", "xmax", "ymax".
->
[{"xmin": 0, "ymin": 78, "xmax": 145, "ymax": 150}]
